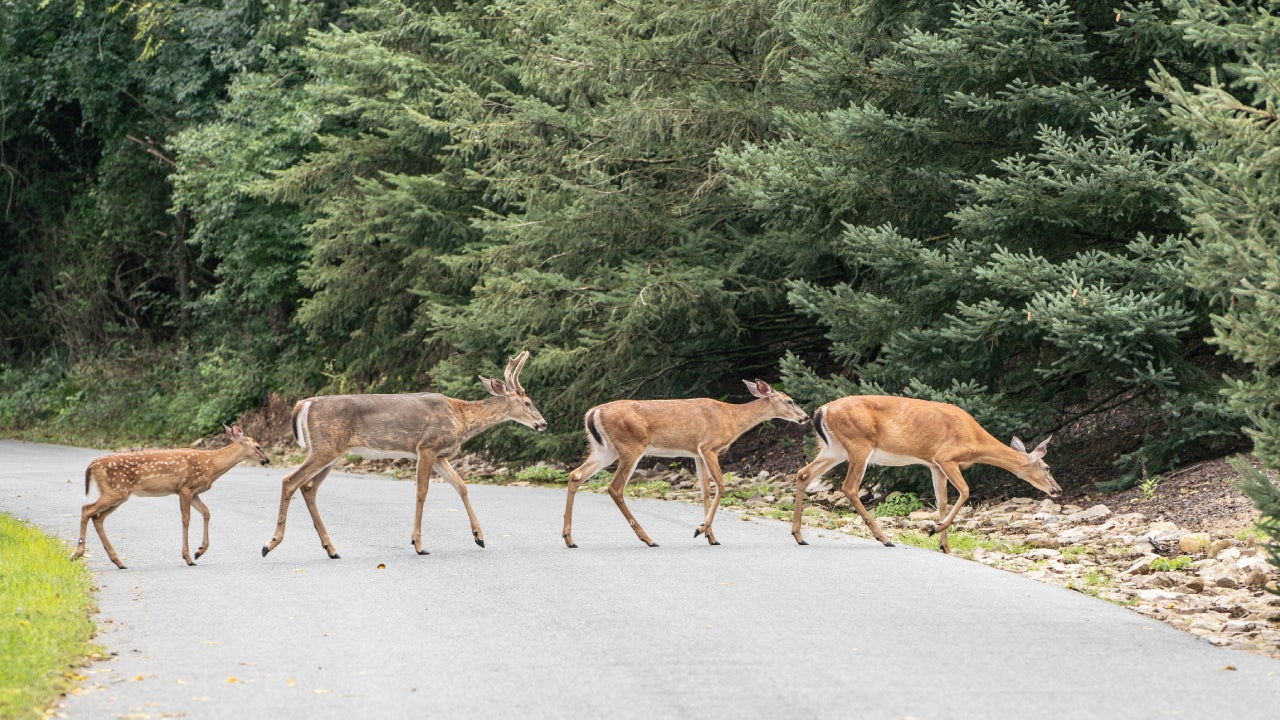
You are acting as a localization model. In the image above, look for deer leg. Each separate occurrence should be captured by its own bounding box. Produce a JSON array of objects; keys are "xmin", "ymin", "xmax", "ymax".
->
[
  {"xmin": 179, "ymin": 489, "xmax": 197, "ymax": 565},
  {"xmin": 191, "ymin": 495, "xmax": 212, "ymax": 560},
  {"xmin": 262, "ymin": 456, "xmax": 336, "ymax": 557},
  {"xmin": 839, "ymin": 453, "xmax": 895, "ymax": 547},
  {"xmin": 563, "ymin": 449, "xmax": 615, "ymax": 548},
  {"xmin": 435, "ymin": 458, "xmax": 485, "ymax": 548},
  {"xmin": 299, "ymin": 468, "xmax": 339, "ymax": 558},
  {"xmin": 606, "ymin": 452, "xmax": 656, "ymax": 547},
  {"xmin": 927, "ymin": 461, "xmax": 969, "ymax": 541},
  {"xmin": 407, "ymin": 452, "xmax": 437, "ymax": 555},
  {"xmin": 73, "ymin": 490, "xmax": 114, "ymax": 561},
  {"xmin": 791, "ymin": 455, "xmax": 842, "ymax": 545},
  {"xmin": 929, "ymin": 467, "xmax": 951, "ymax": 554},
  {"xmin": 693, "ymin": 451, "xmax": 725, "ymax": 545},
  {"xmin": 90, "ymin": 504, "xmax": 126, "ymax": 569}
]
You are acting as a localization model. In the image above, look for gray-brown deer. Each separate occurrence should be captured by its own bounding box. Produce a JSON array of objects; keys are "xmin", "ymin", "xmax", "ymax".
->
[
  {"xmin": 562, "ymin": 380, "xmax": 809, "ymax": 548},
  {"xmin": 791, "ymin": 395, "xmax": 1060, "ymax": 553},
  {"xmin": 261, "ymin": 351, "xmax": 546, "ymax": 559},
  {"xmin": 72, "ymin": 425, "xmax": 270, "ymax": 568}
]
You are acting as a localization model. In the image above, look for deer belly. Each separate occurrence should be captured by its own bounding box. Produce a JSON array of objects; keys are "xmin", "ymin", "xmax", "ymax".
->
[
  {"xmin": 646, "ymin": 446, "xmax": 695, "ymax": 459},
  {"xmin": 345, "ymin": 446, "xmax": 418, "ymax": 461},
  {"xmin": 867, "ymin": 449, "xmax": 926, "ymax": 467}
]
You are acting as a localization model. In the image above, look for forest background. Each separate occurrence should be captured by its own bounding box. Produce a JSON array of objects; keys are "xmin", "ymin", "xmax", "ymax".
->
[{"xmin": 1, "ymin": 0, "xmax": 1278, "ymax": 510}]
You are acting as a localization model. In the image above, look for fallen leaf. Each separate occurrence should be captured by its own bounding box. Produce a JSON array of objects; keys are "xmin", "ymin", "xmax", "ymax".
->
[
  {"xmin": 377, "ymin": 563, "xmax": 386, "ymax": 570},
  {"xmin": 286, "ymin": 677, "xmax": 296, "ymax": 687},
  {"xmin": 226, "ymin": 677, "xmax": 239, "ymax": 683},
  {"xmin": 1220, "ymin": 665, "xmax": 1237, "ymax": 671},
  {"xmin": 133, "ymin": 675, "xmax": 144, "ymax": 682},
  {"xmin": 314, "ymin": 688, "xmax": 329, "ymax": 695}
]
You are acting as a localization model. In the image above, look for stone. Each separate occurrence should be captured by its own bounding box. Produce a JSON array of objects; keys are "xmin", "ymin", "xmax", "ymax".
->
[
  {"xmin": 1184, "ymin": 576, "xmax": 1206, "ymax": 593},
  {"xmin": 1143, "ymin": 521, "xmax": 1183, "ymax": 543},
  {"xmin": 1243, "ymin": 569, "xmax": 1270, "ymax": 589},
  {"xmin": 1034, "ymin": 498, "xmax": 1062, "ymax": 514},
  {"xmin": 1207, "ymin": 538, "xmax": 1234, "ymax": 559},
  {"xmin": 1179, "ymin": 533, "xmax": 1210, "ymax": 554},
  {"xmin": 908, "ymin": 510, "xmax": 938, "ymax": 521},
  {"xmin": 1067, "ymin": 504, "xmax": 1112, "ymax": 524},
  {"xmin": 1026, "ymin": 534, "xmax": 1061, "ymax": 549}
]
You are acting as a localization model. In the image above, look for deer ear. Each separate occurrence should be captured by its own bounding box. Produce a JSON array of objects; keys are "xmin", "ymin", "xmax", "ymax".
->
[
  {"xmin": 1010, "ymin": 436, "xmax": 1027, "ymax": 453},
  {"xmin": 1029, "ymin": 435, "xmax": 1052, "ymax": 461},
  {"xmin": 227, "ymin": 425, "xmax": 244, "ymax": 440},
  {"xmin": 480, "ymin": 376, "xmax": 507, "ymax": 396},
  {"xmin": 744, "ymin": 379, "xmax": 773, "ymax": 398}
]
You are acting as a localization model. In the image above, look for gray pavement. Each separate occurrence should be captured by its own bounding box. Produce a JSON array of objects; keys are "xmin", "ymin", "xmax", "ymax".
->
[{"xmin": 3, "ymin": 438, "xmax": 1280, "ymax": 719}]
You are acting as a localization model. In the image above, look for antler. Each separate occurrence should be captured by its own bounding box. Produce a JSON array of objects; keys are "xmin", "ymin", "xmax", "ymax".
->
[{"xmin": 504, "ymin": 350, "xmax": 530, "ymax": 394}]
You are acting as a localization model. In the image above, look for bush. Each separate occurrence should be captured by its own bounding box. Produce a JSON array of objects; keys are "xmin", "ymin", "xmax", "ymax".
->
[{"xmin": 873, "ymin": 492, "xmax": 924, "ymax": 518}]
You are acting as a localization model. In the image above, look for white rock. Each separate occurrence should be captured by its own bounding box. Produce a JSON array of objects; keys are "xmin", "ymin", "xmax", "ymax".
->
[{"xmin": 1067, "ymin": 504, "xmax": 1112, "ymax": 523}]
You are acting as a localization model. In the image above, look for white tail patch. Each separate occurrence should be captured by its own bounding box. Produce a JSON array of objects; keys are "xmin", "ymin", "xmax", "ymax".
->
[{"xmin": 295, "ymin": 400, "xmax": 312, "ymax": 451}]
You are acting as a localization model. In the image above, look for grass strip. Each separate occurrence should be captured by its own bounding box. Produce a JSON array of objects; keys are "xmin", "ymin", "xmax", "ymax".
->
[{"xmin": 0, "ymin": 513, "xmax": 98, "ymax": 719}]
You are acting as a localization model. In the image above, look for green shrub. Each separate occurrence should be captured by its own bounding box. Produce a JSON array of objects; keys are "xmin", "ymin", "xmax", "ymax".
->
[
  {"xmin": 873, "ymin": 492, "xmax": 924, "ymax": 518},
  {"xmin": 1149, "ymin": 556, "xmax": 1195, "ymax": 572}
]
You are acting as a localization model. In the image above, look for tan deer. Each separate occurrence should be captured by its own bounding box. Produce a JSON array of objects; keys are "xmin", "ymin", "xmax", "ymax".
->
[
  {"xmin": 72, "ymin": 425, "xmax": 270, "ymax": 569},
  {"xmin": 791, "ymin": 395, "xmax": 1060, "ymax": 553},
  {"xmin": 562, "ymin": 379, "xmax": 809, "ymax": 548},
  {"xmin": 261, "ymin": 351, "xmax": 546, "ymax": 559}
]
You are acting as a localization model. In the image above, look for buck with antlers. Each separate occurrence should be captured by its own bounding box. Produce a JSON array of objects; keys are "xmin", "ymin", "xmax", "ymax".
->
[
  {"xmin": 562, "ymin": 379, "xmax": 809, "ymax": 548},
  {"xmin": 72, "ymin": 425, "xmax": 270, "ymax": 569},
  {"xmin": 791, "ymin": 395, "xmax": 1060, "ymax": 553},
  {"xmin": 261, "ymin": 351, "xmax": 546, "ymax": 559}
]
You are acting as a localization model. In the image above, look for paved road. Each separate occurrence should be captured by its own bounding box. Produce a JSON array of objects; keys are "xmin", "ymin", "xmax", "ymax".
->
[{"xmin": 4, "ymin": 439, "xmax": 1279, "ymax": 719}]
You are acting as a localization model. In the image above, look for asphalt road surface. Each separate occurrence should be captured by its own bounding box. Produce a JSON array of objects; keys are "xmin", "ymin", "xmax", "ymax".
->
[{"xmin": 4, "ymin": 439, "xmax": 1280, "ymax": 719}]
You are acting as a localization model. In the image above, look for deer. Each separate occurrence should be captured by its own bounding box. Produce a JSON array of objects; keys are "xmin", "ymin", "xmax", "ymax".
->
[
  {"xmin": 261, "ymin": 351, "xmax": 546, "ymax": 559},
  {"xmin": 72, "ymin": 425, "xmax": 270, "ymax": 569},
  {"xmin": 791, "ymin": 395, "xmax": 1060, "ymax": 553},
  {"xmin": 562, "ymin": 379, "xmax": 809, "ymax": 548}
]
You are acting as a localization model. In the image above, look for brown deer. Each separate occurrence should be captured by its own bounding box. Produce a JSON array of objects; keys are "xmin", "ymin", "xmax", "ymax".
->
[
  {"xmin": 261, "ymin": 351, "xmax": 546, "ymax": 559},
  {"xmin": 562, "ymin": 379, "xmax": 809, "ymax": 548},
  {"xmin": 791, "ymin": 395, "xmax": 1060, "ymax": 553},
  {"xmin": 72, "ymin": 425, "xmax": 270, "ymax": 568}
]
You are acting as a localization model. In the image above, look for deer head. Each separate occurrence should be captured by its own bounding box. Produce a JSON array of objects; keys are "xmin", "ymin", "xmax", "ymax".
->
[
  {"xmin": 1010, "ymin": 435, "xmax": 1059, "ymax": 496},
  {"xmin": 479, "ymin": 350, "xmax": 548, "ymax": 432},
  {"xmin": 743, "ymin": 379, "xmax": 809, "ymax": 424}
]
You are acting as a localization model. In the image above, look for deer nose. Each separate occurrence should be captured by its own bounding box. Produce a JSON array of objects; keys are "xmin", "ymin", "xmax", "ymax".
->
[{"xmin": 535, "ymin": 421, "xmax": 548, "ymax": 432}]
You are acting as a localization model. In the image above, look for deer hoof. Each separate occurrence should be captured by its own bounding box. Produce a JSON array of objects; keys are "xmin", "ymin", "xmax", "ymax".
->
[
  {"xmin": 475, "ymin": 538, "xmax": 485, "ymax": 548},
  {"xmin": 566, "ymin": 542, "xmax": 578, "ymax": 549},
  {"xmin": 924, "ymin": 523, "xmax": 938, "ymax": 536},
  {"xmin": 797, "ymin": 540, "xmax": 809, "ymax": 546},
  {"xmin": 416, "ymin": 549, "xmax": 430, "ymax": 556},
  {"xmin": 261, "ymin": 545, "xmax": 271, "ymax": 557},
  {"xmin": 709, "ymin": 540, "xmax": 721, "ymax": 546},
  {"xmin": 884, "ymin": 542, "xmax": 896, "ymax": 547}
]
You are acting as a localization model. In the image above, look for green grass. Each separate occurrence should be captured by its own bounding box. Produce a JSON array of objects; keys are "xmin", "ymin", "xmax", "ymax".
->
[
  {"xmin": 0, "ymin": 514, "xmax": 99, "ymax": 719},
  {"xmin": 1149, "ymin": 555, "xmax": 1195, "ymax": 572}
]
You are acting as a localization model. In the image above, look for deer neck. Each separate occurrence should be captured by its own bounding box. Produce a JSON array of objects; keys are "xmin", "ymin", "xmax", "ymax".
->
[
  {"xmin": 972, "ymin": 440, "xmax": 1030, "ymax": 477},
  {"xmin": 451, "ymin": 396, "xmax": 511, "ymax": 445},
  {"xmin": 718, "ymin": 398, "xmax": 775, "ymax": 445},
  {"xmin": 207, "ymin": 441, "xmax": 250, "ymax": 474}
]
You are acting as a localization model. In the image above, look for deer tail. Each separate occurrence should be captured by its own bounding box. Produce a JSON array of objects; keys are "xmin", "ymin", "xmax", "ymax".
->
[
  {"xmin": 292, "ymin": 400, "xmax": 312, "ymax": 451},
  {"xmin": 813, "ymin": 406, "xmax": 829, "ymax": 448},
  {"xmin": 585, "ymin": 408, "xmax": 605, "ymax": 448}
]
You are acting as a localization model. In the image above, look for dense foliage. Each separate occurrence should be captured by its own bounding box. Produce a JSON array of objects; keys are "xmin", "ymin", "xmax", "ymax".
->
[
  {"xmin": 1, "ymin": 1, "xmax": 1276, "ymax": 493},
  {"xmin": 1155, "ymin": 0, "xmax": 1280, "ymax": 578}
]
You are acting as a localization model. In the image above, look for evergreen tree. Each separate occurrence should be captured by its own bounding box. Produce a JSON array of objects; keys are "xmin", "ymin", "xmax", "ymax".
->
[
  {"xmin": 721, "ymin": 0, "xmax": 1239, "ymax": 488},
  {"xmin": 1154, "ymin": 0, "xmax": 1280, "ymax": 580}
]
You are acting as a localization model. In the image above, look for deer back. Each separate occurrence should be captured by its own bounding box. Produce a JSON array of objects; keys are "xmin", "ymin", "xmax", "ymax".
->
[
  {"xmin": 296, "ymin": 393, "xmax": 460, "ymax": 458},
  {"xmin": 820, "ymin": 395, "xmax": 1002, "ymax": 465}
]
